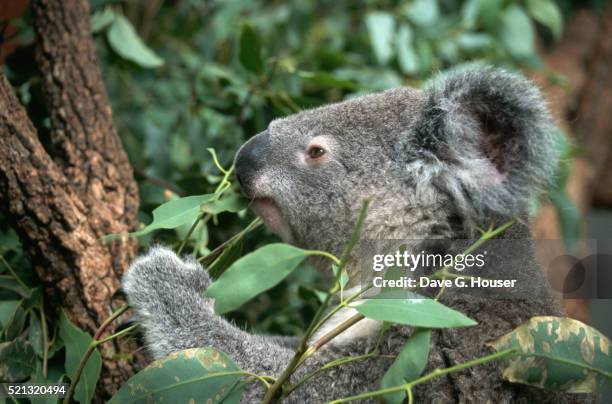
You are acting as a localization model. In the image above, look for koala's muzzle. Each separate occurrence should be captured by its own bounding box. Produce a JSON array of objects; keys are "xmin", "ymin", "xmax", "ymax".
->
[{"xmin": 234, "ymin": 130, "xmax": 270, "ymax": 198}]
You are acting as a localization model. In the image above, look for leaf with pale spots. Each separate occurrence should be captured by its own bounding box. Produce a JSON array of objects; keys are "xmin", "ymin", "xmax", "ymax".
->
[
  {"xmin": 109, "ymin": 347, "xmax": 244, "ymax": 403},
  {"xmin": 488, "ymin": 316, "xmax": 612, "ymax": 392}
]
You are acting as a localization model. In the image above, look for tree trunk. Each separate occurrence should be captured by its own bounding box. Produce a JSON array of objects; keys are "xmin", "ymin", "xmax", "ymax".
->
[{"xmin": 0, "ymin": 0, "xmax": 141, "ymax": 399}]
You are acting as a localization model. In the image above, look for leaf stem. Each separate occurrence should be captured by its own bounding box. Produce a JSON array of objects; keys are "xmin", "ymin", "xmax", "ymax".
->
[
  {"xmin": 177, "ymin": 213, "xmax": 205, "ymax": 256},
  {"xmin": 95, "ymin": 324, "xmax": 138, "ymax": 345},
  {"xmin": 327, "ymin": 348, "xmax": 517, "ymax": 403},
  {"xmin": 261, "ymin": 200, "xmax": 369, "ymax": 403},
  {"xmin": 39, "ymin": 302, "xmax": 49, "ymax": 379},
  {"xmin": 199, "ymin": 218, "xmax": 262, "ymax": 264},
  {"xmin": 0, "ymin": 254, "xmax": 29, "ymax": 292},
  {"xmin": 306, "ymin": 250, "xmax": 341, "ymax": 266},
  {"xmin": 63, "ymin": 305, "xmax": 130, "ymax": 404},
  {"xmin": 283, "ymin": 352, "xmax": 395, "ymax": 398}
]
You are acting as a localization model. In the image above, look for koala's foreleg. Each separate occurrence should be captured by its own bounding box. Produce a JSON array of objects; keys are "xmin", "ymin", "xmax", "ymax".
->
[
  {"xmin": 122, "ymin": 246, "xmax": 296, "ymax": 367},
  {"xmin": 123, "ymin": 247, "xmax": 335, "ymax": 402}
]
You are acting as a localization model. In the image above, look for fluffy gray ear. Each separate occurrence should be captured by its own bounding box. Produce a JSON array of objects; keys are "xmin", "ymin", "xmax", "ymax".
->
[{"xmin": 412, "ymin": 64, "xmax": 558, "ymax": 217}]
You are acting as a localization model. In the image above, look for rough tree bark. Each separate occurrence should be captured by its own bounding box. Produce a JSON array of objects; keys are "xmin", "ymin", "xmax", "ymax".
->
[{"xmin": 0, "ymin": 0, "xmax": 141, "ymax": 398}]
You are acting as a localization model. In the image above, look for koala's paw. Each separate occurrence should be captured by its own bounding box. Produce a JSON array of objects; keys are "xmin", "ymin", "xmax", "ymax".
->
[{"xmin": 122, "ymin": 245, "xmax": 211, "ymax": 311}]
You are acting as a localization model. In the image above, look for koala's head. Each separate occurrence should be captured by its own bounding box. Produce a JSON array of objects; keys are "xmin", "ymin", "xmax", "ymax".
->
[{"xmin": 234, "ymin": 65, "xmax": 557, "ymax": 257}]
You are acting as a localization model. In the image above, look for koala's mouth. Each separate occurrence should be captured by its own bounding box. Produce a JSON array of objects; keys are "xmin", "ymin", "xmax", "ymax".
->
[{"xmin": 250, "ymin": 197, "xmax": 291, "ymax": 240}]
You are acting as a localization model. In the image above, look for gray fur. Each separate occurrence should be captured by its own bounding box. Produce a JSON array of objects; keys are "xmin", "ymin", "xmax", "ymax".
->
[{"xmin": 123, "ymin": 66, "xmax": 595, "ymax": 403}]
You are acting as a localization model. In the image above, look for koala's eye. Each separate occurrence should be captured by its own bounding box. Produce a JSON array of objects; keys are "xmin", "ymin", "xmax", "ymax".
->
[{"xmin": 307, "ymin": 146, "xmax": 326, "ymax": 159}]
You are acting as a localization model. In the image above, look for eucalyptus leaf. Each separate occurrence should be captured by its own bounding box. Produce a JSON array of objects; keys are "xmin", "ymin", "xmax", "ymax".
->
[
  {"xmin": 59, "ymin": 311, "xmax": 101, "ymax": 404},
  {"xmin": 0, "ymin": 299, "xmax": 20, "ymax": 329},
  {"xmin": 356, "ymin": 291, "xmax": 476, "ymax": 328},
  {"xmin": 239, "ymin": 24, "xmax": 263, "ymax": 74},
  {"xmin": 107, "ymin": 15, "xmax": 164, "ymax": 68},
  {"xmin": 208, "ymin": 239, "xmax": 244, "ymax": 279},
  {"xmin": 395, "ymin": 25, "xmax": 418, "ymax": 75},
  {"xmin": 106, "ymin": 194, "xmax": 216, "ymax": 240},
  {"xmin": 31, "ymin": 362, "xmax": 65, "ymax": 404},
  {"xmin": 1, "ymin": 300, "xmax": 26, "ymax": 341},
  {"xmin": 91, "ymin": 7, "xmax": 116, "ymax": 33},
  {"xmin": 457, "ymin": 33, "xmax": 493, "ymax": 51},
  {"xmin": 404, "ymin": 0, "xmax": 439, "ymax": 26},
  {"xmin": 109, "ymin": 347, "xmax": 243, "ymax": 403},
  {"xmin": 29, "ymin": 311, "xmax": 44, "ymax": 357},
  {"xmin": 0, "ymin": 338, "xmax": 36, "ymax": 382},
  {"xmin": 201, "ymin": 194, "xmax": 248, "ymax": 215},
  {"xmin": 365, "ymin": 12, "xmax": 396, "ymax": 65},
  {"xmin": 526, "ymin": 0, "xmax": 563, "ymax": 39},
  {"xmin": 381, "ymin": 328, "xmax": 431, "ymax": 404},
  {"xmin": 206, "ymin": 243, "xmax": 314, "ymax": 314},
  {"xmin": 0, "ymin": 275, "xmax": 28, "ymax": 297},
  {"xmin": 298, "ymin": 71, "xmax": 359, "ymax": 90},
  {"xmin": 500, "ymin": 5, "xmax": 535, "ymax": 58},
  {"xmin": 488, "ymin": 316, "xmax": 612, "ymax": 392}
]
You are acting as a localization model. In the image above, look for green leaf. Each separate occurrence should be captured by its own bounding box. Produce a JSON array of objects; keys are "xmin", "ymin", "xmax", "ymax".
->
[
  {"xmin": 395, "ymin": 25, "xmax": 419, "ymax": 75},
  {"xmin": 403, "ymin": 0, "xmax": 439, "ymax": 26},
  {"xmin": 0, "ymin": 299, "xmax": 20, "ymax": 332},
  {"xmin": 1, "ymin": 300, "xmax": 26, "ymax": 340},
  {"xmin": 0, "ymin": 338, "xmax": 36, "ymax": 382},
  {"xmin": 31, "ymin": 362, "xmax": 65, "ymax": 404},
  {"xmin": 526, "ymin": 0, "xmax": 563, "ymax": 39},
  {"xmin": 29, "ymin": 311, "xmax": 44, "ymax": 357},
  {"xmin": 208, "ymin": 239, "xmax": 244, "ymax": 279},
  {"xmin": 109, "ymin": 347, "xmax": 243, "ymax": 403},
  {"xmin": 298, "ymin": 71, "xmax": 359, "ymax": 90},
  {"xmin": 457, "ymin": 33, "xmax": 493, "ymax": 51},
  {"xmin": 206, "ymin": 243, "xmax": 314, "ymax": 314},
  {"xmin": 107, "ymin": 15, "xmax": 164, "ymax": 68},
  {"xmin": 461, "ymin": 0, "xmax": 481, "ymax": 29},
  {"xmin": 500, "ymin": 5, "xmax": 535, "ymax": 58},
  {"xmin": 201, "ymin": 194, "xmax": 248, "ymax": 215},
  {"xmin": 381, "ymin": 328, "xmax": 431, "ymax": 404},
  {"xmin": 239, "ymin": 24, "xmax": 263, "ymax": 74},
  {"xmin": 332, "ymin": 264, "xmax": 349, "ymax": 290},
  {"xmin": 59, "ymin": 311, "xmax": 101, "ymax": 404},
  {"xmin": 90, "ymin": 7, "xmax": 116, "ymax": 33},
  {"xmin": 0, "ymin": 275, "xmax": 29, "ymax": 296},
  {"xmin": 107, "ymin": 194, "xmax": 217, "ymax": 240},
  {"xmin": 365, "ymin": 12, "xmax": 396, "ymax": 65},
  {"xmin": 488, "ymin": 316, "xmax": 612, "ymax": 392},
  {"xmin": 549, "ymin": 190, "xmax": 581, "ymax": 251},
  {"xmin": 355, "ymin": 291, "xmax": 477, "ymax": 328}
]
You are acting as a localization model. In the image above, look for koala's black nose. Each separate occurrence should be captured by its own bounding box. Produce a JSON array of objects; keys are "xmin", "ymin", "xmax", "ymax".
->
[{"xmin": 234, "ymin": 130, "xmax": 270, "ymax": 196}]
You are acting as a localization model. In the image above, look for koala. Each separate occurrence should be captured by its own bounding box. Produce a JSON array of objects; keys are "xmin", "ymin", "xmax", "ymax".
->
[{"xmin": 123, "ymin": 65, "xmax": 596, "ymax": 403}]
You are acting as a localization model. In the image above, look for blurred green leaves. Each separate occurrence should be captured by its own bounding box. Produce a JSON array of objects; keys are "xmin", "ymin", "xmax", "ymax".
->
[
  {"xmin": 500, "ymin": 5, "xmax": 535, "ymax": 59},
  {"xmin": 91, "ymin": 8, "xmax": 164, "ymax": 68},
  {"xmin": 59, "ymin": 311, "xmax": 102, "ymax": 404},
  {"xmin": 366, "ymin": 12, "xmax": 396, "ymax": 65},
  {"xmin": 527, "ymin": 0, "xmax": 564, "ymax": 39},
  {"xmin": 108, "ymin": 15, "xmax": 164, "ymax": 68},
  {"xmin": 239, "ymin": 24, "xmax": 264, "ymax": 74}
]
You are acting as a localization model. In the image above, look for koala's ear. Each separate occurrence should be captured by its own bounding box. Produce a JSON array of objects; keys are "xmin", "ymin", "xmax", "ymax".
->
[{"xmin": 412, "ymin": 65, "xmax": 558, "ymax": 215}]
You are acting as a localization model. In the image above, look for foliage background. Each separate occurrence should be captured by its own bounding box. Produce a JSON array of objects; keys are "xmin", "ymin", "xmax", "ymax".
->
[{"xmin": 1, "ymin": 0, "xmax": 611, "ymax": 400}]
